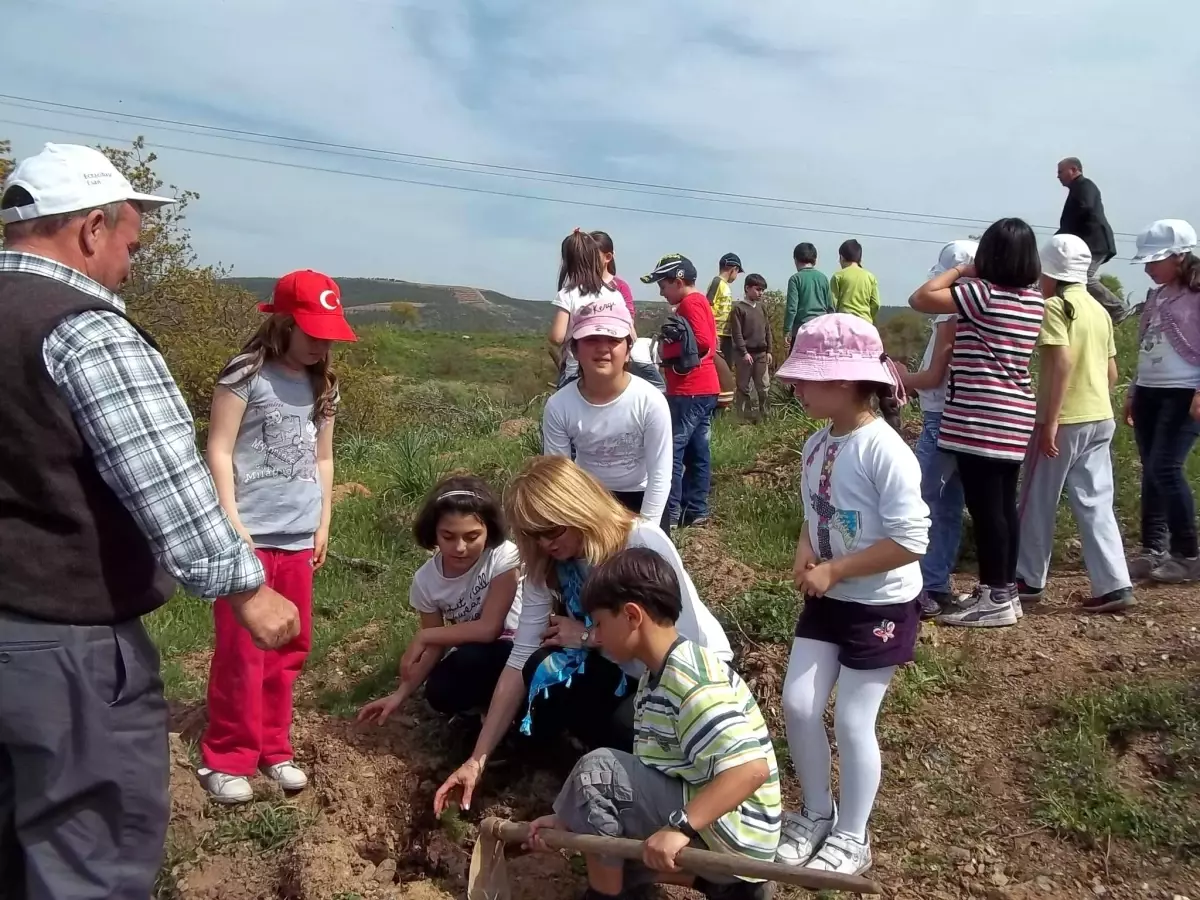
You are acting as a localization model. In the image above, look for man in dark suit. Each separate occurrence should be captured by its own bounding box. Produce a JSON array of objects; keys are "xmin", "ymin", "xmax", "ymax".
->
[{"xmin": 1057, "ymin": 157, "xmax": 1130, "ymax": 323}]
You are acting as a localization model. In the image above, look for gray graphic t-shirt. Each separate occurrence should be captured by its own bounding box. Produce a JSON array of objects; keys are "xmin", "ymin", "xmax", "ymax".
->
[{"xmin": 222, "ymin": 358, "xmax": 333, "ymax": 550}]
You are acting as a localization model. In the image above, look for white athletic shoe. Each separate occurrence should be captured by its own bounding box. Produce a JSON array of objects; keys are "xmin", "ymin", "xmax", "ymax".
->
[
  {"xmin": 198, "ymin": 768, "xmax": 254, "ymax": 805},
  {"xmin": 261, "ymin": 760, "xmax": 308, "ymax": 792},
  {"xmin": 775, "ymin": 806, "xmax": 835, "ymax": 866},
  {"xmin": 805, "ymin": 831, "xmax": 872, "ymax": 876}
]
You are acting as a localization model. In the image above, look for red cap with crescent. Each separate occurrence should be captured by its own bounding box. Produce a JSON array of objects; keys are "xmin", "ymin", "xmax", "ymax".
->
[{"xmin": 260, "ymin": 269, "xmax": 358, "ymax": 342}]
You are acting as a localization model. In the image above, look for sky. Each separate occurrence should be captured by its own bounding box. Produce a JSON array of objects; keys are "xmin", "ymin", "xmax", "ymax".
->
[{"xmin": 3, "ymin": 0, "xmax": 1199, "ymax": 307}]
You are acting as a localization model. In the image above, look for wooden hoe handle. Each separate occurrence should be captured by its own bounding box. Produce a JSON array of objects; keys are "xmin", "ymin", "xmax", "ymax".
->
[{"xmin": 480, "ymin": 818, "xmax": 882, "ymax": 895}]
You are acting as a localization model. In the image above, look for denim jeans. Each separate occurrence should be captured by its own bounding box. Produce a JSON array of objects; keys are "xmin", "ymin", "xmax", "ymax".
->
[
  {"xmin": 1132, "ymin": 386, "xmax": 1200, "ymax": 558},
  {"xmin": 914, "ymin": 412, "xmax": 964, "ymax": 594},
  {"xmin": 664, "ymin": 395, "xmax": 717, "ymax": 528}
]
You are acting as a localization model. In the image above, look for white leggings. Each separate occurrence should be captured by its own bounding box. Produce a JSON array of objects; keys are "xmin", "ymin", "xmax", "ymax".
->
[{"xmin": 780, "ymin": 637, "xmax": 896, "ymax": 841}]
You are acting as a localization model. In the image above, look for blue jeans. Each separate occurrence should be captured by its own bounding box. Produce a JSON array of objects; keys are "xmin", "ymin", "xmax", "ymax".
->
[
  {"xmin": 664, "ymin": 395, "xmax": 717, "ymax": 528},
  {"xmin": 915, "ymin": 412, "xmax": 964, "ymax": 594}
]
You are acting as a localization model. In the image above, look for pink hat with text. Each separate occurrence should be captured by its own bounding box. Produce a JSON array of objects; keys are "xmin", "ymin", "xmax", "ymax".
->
[
  {"xmin": 776, "ymin": 313, "xmax": 897, "ymax": 388},
  {"xmin": 571, "ymin": 295, "xmax": 633, "ymax": 340}
]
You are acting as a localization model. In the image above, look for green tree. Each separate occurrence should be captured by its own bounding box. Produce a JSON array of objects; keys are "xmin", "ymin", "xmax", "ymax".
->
[
  {"xmin": 1099, "ymin": 272, "xmax": 1126, "ymax": 301},
  {"xmin": 878, "ymin": 309, "xmax": 930, "ymax": 366},
  {"xmin": 390, "ymin": 301, "xmax": 421, "ymax": 327}
]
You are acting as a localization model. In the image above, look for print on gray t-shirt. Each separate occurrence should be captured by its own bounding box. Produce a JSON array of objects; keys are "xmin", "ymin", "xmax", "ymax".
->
[{"xmin": 222, "ymin": 358, "xmax": 331, "ymax": 550}]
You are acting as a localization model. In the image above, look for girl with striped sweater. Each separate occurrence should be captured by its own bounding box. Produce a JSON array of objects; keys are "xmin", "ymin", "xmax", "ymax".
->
[{"xmin": 909, "ymin": 218, "xmax": 1046, "ymax": 628}]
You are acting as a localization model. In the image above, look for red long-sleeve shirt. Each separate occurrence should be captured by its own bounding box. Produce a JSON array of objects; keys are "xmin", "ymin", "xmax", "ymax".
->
[{"xmin": 660, "ymin": 291, "xmax": 720, "ymax": 396}]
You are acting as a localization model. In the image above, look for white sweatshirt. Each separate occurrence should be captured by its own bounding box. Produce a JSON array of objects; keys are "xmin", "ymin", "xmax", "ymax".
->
[
  {"xmin": 542, "ymin": 376, "xmax": 673, "ymax": 524},
  {"xmin": 800, "ymin": 417, "xmax": 929, "ymax": 606},
  {"xmin": 506, "ymin": 519, "xmax": 732, "ymax": 677}
]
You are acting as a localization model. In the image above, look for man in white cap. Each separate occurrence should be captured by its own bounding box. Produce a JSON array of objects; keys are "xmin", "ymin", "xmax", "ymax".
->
[
  {"xmin": 1056, "ymin": 157, "xmax": 1129, "ymax": 323},
  {"xmin": 0, "ymin": 143, "xmax": 300, "ymax": 898}
]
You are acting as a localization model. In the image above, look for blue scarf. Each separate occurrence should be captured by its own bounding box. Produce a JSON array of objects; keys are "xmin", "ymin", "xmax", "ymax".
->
[{"xmin": 520, "ymin": 559, "xmax": 626, "ymax": 736}]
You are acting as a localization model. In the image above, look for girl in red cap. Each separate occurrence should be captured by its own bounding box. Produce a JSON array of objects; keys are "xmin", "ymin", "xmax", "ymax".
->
[{"xmin": 199, "ymin": 270, "xmax": 357, "ymax": 803}]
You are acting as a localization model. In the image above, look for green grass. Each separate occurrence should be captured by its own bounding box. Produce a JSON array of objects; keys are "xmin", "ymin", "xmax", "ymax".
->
[
  {"xmin": 887, "ymin": 638, "xmax": 978, "ymax": 714},
  {"xmin": 212, "ymin": 800, "xmax": 316, "ymax": 855},
  {"xmin": 720, "ymin": 580, "xmax": 800, "ymax": 644},
  {"xmin": 1032, "ymin": 681, "xmax": 1200, "ymax": 855}
]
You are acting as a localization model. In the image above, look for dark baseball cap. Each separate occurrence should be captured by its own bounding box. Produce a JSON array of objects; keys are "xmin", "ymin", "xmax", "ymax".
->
[
  {"xmin": 641, "ymin": 254, "xmax": 698, "ymax": 284},
  {"xmin": 720, "ymin": 252, "xmax": 744, "ymax": 271}
]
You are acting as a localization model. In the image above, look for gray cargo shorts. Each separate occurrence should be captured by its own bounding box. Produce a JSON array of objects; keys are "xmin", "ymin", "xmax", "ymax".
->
[{"xmin": 552, "ymin": 747, "xmax": 734, "ymax": 884}]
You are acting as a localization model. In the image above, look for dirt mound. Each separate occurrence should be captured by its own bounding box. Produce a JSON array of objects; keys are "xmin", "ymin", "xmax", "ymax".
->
[
  {"xmin": 332, "ymin": 482, "xmax": 374, "ymax": 504},
  {"xmin": 498, "ymin": 417, "xmax": 536, "ymax": 439}
]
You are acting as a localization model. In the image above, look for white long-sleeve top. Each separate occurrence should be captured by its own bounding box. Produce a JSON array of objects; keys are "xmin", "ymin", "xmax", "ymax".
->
[
  {"xmin": 505, "ymin": 519, "xmax": 732, "ymax": 677},
  {"xmin": 542, "ymin": 376, "xmax": 673, "ymax": 524},
  {"xmin": 800, "ymin": 417, "xmax": 929, "ymax": 606}
]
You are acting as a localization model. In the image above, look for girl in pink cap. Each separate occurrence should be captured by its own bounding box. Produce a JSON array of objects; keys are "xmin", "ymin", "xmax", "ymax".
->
[
  {"xmin": 199, "ymin": 270, "xmax": 357, "ymax": 804},
  {"xmin": 771, "ymin": 314, "xmax": 929, "ymax": 877}
]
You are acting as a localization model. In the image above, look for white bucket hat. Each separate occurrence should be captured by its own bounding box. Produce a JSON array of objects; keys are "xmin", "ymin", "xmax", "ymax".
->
[
  {"xmin": 1131, "ymin": 219, "xmax": 1197, "ymax": 265},
  {"xmin": 1040, "ymin": 234, "xmax": 1091, "ymax": 284},
  {"xmin": 928, "ymin": 239, "xmax": 979, "ymax": 279},
  {"xmin": 0, "ymin": 142, "xmax": 175, "ymax": 224}
]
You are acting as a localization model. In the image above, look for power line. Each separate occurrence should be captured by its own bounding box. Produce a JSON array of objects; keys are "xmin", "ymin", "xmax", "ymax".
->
[
  {"xmin": 0, "ymin": 92, "xmax": 1138, "ymax": 239},
  {"xmin": 0, "ymin": 116, "xmax": 955, "ymax": 246}
]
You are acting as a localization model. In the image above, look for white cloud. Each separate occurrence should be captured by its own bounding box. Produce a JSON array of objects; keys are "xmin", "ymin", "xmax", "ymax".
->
[{"xmin": 3, "ymin": 0, "xmax": 1197, "ymax": 305}]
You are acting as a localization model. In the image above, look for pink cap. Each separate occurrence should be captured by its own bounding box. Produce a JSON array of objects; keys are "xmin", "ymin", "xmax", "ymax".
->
[
  {"xmin": 571, "ymin": 295, "xmax": 633, "ymax": 340},
  {"xmin": 776, "ymin": 313, "xmax": 897, "ymax": 388}
]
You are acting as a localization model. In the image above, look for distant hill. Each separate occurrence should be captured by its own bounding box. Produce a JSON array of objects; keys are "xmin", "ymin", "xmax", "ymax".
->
[{"xmin": 226, "ymin": 275, "xmax": 910, "ymax": 335}]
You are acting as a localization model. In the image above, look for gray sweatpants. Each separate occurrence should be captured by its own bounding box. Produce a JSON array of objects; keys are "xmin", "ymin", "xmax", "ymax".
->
[
  {"xmin": 1016, "ymin": 419, "xmax": 1132, "ymax": 597},
  {"xmin": 0, "ymin": 611, "xmax": 169, "ymax": 900},
  {"xmin": 1086, "ymin": 257, "xmax": 1130, "ymax": 323}
]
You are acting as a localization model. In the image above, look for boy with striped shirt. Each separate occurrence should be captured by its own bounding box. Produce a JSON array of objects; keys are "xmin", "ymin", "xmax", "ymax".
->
[{"xmin": 527, "ymin": 548, "xmax": 780, "ymax": 900}]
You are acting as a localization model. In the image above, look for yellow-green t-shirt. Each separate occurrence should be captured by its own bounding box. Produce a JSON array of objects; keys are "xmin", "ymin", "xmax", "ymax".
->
[
  {"xmin": 829, "ymin": 265, "xmax": 880, "ymax": 322},
  {"xmin": 1036, "ymin": 284, "xmax": 1116, "ymax": 424},
  {"xmin": 707, "ymin": 276, "xmax": 734, "ymax": 337}
]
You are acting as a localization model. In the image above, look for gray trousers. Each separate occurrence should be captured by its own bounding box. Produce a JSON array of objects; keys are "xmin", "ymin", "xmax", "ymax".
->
[
  {"xmin": 1016, "ymin": 419, "xmax": 1132, "ymax": 597},
  {"xmin": 0, "ymin": 611, "xmax": 169, "ymax": 900},
  {"xmin": 1086, "ymin": 258, "xmax": 1130, "ymax": 323}
]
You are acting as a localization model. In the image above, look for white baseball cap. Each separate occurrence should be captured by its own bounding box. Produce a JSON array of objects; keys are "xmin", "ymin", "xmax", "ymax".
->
[
  {"xmin": 0, "ymin": 142, "xmax": 175, "ymax": 224},
  {"xmin": 1131, "ymin": 219, "xmax": 1197, "ymax": 265},
  {"xmin": 928, "ymin": 239, "xmax": 979, "ymax": 279},
  {"xmin": 1040, "ymin": 234, "xmax": 1091, "ymax": 285}
]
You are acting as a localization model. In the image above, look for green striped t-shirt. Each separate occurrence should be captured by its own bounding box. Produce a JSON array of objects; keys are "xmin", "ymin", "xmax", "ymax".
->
[{"xmin": 633, "ymin": 639, "xmax": 781, "ymax": 862}]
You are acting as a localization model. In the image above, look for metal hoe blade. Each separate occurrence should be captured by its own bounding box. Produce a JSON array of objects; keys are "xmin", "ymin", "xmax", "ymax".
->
[{"xmin": 467, "ymin": 828, "xmax": 511, "ymax": 900}]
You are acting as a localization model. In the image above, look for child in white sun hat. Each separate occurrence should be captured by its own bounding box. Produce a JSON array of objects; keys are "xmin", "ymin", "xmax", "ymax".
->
[
  {"xmin": 772, "ymin": 314, "xmax": 929, "ymax": 877},
  {"xmin": 1126, "ymin": 219, "xmax": 1200, "ymax": 584},
  {"xmin": 1014, "ymin": 235, "xmax": 1134, "ymax": 614}
]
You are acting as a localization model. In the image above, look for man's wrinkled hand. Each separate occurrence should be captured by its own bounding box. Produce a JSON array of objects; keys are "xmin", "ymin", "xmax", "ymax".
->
[{"xmin": 227, "ymin": 586, "xmax": 300, "ymax": 650}]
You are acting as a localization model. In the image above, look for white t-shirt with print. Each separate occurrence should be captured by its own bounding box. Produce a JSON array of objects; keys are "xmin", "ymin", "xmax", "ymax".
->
[
  {"xmin": 542, "ymin": 376, "xmax": 673, "ymax": 524},
  {"xmin": 552, "ymin": 284, "xmax": 625, "ymax": 369},
  {"xmin": 915, "ymin": 314, "xmax": 955, "ymax": 414},
  {"xmin": 1137, "ymin": 302, "xmax": 1200, "ymax": 390},
  {"xmin": 800, "ymin": 417, "xmax": 929, "ymax": 607},
  {"xmin": 506, "ymin": 519, "xmax": 731, "ymax": 677},
  {"xmin": 409, "ymin": 541, "xmax": 523, "ymax": 634}
]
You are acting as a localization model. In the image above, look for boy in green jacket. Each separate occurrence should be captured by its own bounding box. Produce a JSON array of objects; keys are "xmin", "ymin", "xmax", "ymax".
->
[
  {"xmin": 829, "ymin": 239, "xmax": 881, "ymax": 323},
  {"xmin": 783, "ymin": 242, "xmax": 832, "ymax": 346}
]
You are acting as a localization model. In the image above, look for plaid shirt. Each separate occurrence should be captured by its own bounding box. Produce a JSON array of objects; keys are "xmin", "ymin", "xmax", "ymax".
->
[{"xmin": 0, "ymin": 251, "xmax": 264, "ymax": 598}]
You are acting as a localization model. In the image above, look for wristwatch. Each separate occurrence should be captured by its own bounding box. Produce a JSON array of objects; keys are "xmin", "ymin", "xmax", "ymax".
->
[
  {"xmin": 668, "ymin": 808, "xmax": 699, "ymax": 840},
  {"xmin": 580, "ymin": 629, "xmax": 591, "ymax": 648}
]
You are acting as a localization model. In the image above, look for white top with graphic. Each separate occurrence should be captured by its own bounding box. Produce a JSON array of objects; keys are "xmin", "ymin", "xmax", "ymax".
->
[
  {"xmin": 506, "ymin": 519, "xmax": 732, "ymax": 677},
  {"xmin": 800, "ymin": 417, "xmax": 929, "ymax": 607},
  {"xmin": 542, "ymin": 375, "xmax": 673, "ymax": 523},
  {"xmin": 1137, "ymin": 303, "xmax": 1200, "ymax": 389},
  {"xmin": 916, "ymin": 314, "xmax": 955, "ymax": 414},
  {"xmin": 223, "ymin": 359, "xmax": 335, "ymax": 550},
  {"xmin": 409, "ymin": 541, "xmax": 523, "ymax": 634}
]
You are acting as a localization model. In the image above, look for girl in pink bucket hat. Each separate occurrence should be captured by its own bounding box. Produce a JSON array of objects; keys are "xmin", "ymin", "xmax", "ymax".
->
[{"xmin": 771, "ymin": 314, "xmax": 930, "ymax": 877}]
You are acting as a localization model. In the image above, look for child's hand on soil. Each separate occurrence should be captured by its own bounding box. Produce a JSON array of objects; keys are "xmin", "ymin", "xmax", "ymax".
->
[
  {"xmin": 799, "ymin": 561, "xmax": 838, "ymax": 598},
  {"xmin": 643, "ymin": 827, "xmax": 691, "ymax": 871},
  {"xmin": 523, "ymin": 814, "xmax": 563, "ymax": 851},
  {"xmin": 356, "ymin": 691, "xmax": 406, "ymax": 726}
]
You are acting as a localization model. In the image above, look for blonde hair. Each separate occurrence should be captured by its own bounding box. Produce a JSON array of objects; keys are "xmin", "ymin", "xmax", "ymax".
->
[{"xmin": 505, "ymin": 456, "xmax": 635, "ymax": 588}]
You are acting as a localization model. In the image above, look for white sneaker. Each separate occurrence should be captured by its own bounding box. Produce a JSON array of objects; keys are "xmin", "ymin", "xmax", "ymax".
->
[
  {"xmin": 198, "ymin": 768, "xmax": 254, "ymax": 805},
  {"xmin": 775, "ymin": 806, "xmax": 835, "ymax": 866},
  {"xmin": 261, "ymin": 760, "xmax": 308, "ymax": 792},
  {"xmin": 805, "ymin": 831, "xmax": 872, "ymax": 876},
  {"xmin": 1012, "ymin": 596, "xmax": 1024, "ymax": 620}
]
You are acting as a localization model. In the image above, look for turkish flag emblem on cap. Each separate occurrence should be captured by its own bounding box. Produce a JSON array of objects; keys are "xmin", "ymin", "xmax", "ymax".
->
[{"xmin": 260, "ymin": 269, "xmax": 358, "ymax": 342}]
